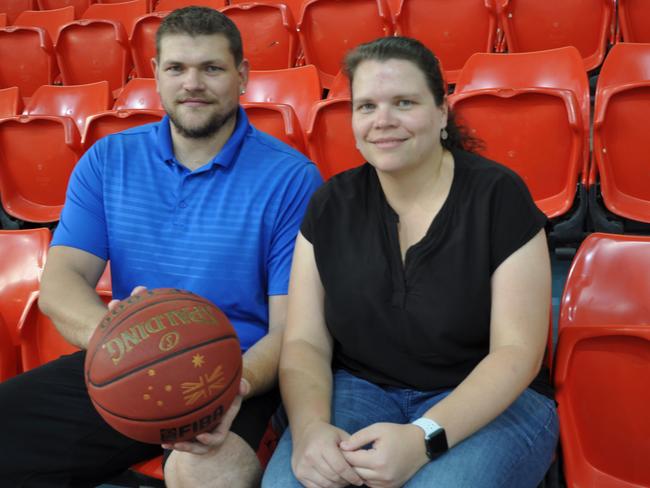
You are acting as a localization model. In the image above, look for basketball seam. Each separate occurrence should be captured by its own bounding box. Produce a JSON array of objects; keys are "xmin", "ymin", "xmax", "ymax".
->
[
  {"xmin": 90, "ymin": 365, "xmax": 242, "ymax": 423},
  {"xmin": 95, "ymin": 293, "xmax": 209, "ymax": 340},
  {"xmin": 88, "ymin": 294, "xmax": 229, "ymax": 370},
  {"xmin": 87, "ymin": 334, "xmax": 240, "ymax": 388}
]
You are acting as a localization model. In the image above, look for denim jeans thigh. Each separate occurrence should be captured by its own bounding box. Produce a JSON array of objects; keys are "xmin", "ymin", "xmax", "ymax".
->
[
  {"xmin": 262, "ymin": 370, "xmax": 406, "ymax": 488},
  {"xmin": 405, "ymin": 388, "xmax": 559, "ymax": 488}
]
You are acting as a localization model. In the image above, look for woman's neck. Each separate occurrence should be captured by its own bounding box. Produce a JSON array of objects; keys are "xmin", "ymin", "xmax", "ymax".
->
[{"xmin": 377, "ymin": 147, "xmax": 450, "ymax": 216}]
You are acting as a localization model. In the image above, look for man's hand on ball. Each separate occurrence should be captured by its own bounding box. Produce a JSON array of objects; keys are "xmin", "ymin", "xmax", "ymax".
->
[
  {"xmin": 160, "ymin": 378, "xmax": 250, "ymax": 455},
  {"xmin": 106, "ymin": 286, "xmax": 147, "ymax": 312}
]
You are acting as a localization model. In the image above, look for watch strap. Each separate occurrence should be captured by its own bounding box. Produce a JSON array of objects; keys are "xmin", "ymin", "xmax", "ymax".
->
[{"xmin": 411, "ymin": 417, "xmax": 442, "ymax": 436}]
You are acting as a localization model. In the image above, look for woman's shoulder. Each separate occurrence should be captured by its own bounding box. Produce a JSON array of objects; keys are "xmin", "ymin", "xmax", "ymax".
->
[
  {"xmin": 452, "ymin": 148, "xmax": 531, "ymax": 194},
  {"xmin": 309, "ymin": 163, "xmax": 375, "ymax": 208}
]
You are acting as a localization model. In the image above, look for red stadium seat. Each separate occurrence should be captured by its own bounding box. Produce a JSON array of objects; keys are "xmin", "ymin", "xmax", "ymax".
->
[
  {"xmin": 230, "ymin": 0, "xmax": 304, "ymax": 23},
  {"xmin": 38, "ymin": 0, "xmax": 90, "ymax": 18},
  {"xmin": 241, "ymin": 65, "xmax": 321, "ymax": 131},
  {"xmin": 590, "ymin": 42, "xmax": 650, "ymax": 229},
  {"xmin": 0, "ymin": 315, "xmax": 18, "ymax": 381},
  {"xmin": 0, "ymin": 115, "xmax": 81, "ymax": 223},
  {"xmin": 114, "ymin": 77, "xmax": 162, "ymax": 111},
  {"xmin": 449, "ymin": 47, "xmax": 589, "ymax": 231},
  {"xmin": 555, "ymin": 233, "xmax": 650, "ymax": 488},
  {"xmin": 618, "ymin": 0, "xmax": 650, "ymax": 43},
  {"xmin": 56, "ymin": 19, "xmax": 132, "ymax": 95},
  {"xmin": 130, "ymin": 11, "xmax": 167, "ymax": 79},
  {"xmin": 95, "ymin": 263, "xmax": 112, "ymax": 294},
  {"xmin": 0, "ymin": 228, "xmax": 50, "ymax": 372},
  {"xmin": 392, "ymin": 0, "xmax": 499, "ymax": 84},
  {"xmin": 222, "ymin": 3, "xmax": 298, "ymax": 70},
  {"xmin": 19, "ymin": 291, "xmax": 112, "ymax": 370},
  {"xmin": 130, "ymin": 456, "xmax": 164, "ymax": 482},
  {"xmin": 0, "ymin": 86, "xmax": 24, "ymax": 117},
  {"xmin": 81, "ymin": 0, "xmax": 147, "ymax": 37},
  {"xmin": 0, "ymin": 12, "xmax": 6, "ymax": 26},
  {"xmin": 326, "ymin": 69, "xmax": 350, "ymax": 99},
  {"xmin": 24, "ymin": 81, "xmax": 112, "ymax": 135},
  {"xmin": 154, "ymin": 0, "xmax": 225, "ymax": 11},
  {"xmin": 297, "ymin": 0, "xmax": 393, "ymax": 88},
  {"xmin": 242, "ymin": 102, "xmax": 305, "ymax": 152},
  {"xmin": 83, "ymin": 109, "xmax": 164, "ymax": 149},
  {"xmin": 97, "ymin": 0, "xmax": 152, "ymax": 13},
  {"xmin": 305, "ymin": 97, "xmax": 364, "ymax": 179},
  {"xmin": 0, "ymin": 0, "xmax": 36, "ymax": 24},
  {"xmin": 13, "ymin": 6, "xmax": 75, "ymax": 44},
  {"xmin": 497, "ymin": 0, "xmax": 614, "ymax": 71},
  {"xmin": 19, "ymin": 286, "xmax": 111, "ymax": 372},
  {"xmin": 0, "ymin": 26, "xmax": 57, "ymax": 98}
]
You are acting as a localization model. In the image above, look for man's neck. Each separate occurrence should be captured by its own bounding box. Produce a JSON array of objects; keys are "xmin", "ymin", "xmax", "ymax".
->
[{"xmin": 171, "ymin": 117, "xmax": 237, "ymax": 171}]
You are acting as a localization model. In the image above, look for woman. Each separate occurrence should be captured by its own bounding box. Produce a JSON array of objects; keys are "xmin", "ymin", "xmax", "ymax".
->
[{"xmin": 263, "ymin": 36, "xmax": 558, "ymax": 488}]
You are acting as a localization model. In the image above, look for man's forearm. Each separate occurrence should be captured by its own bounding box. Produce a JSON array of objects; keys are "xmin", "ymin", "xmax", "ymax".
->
[
  {"xmin": 39, "ymin": 270, "xmax": 107, "ymax": 350},
  {"xmin": 240, "ymin": 328, "xmax": 283, "ymax": 399}
]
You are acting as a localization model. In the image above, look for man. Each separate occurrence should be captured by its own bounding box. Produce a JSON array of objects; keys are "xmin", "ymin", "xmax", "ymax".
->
[{"xmin": 0, "ymin": 7, "xmax": 322, "ymax": 487}]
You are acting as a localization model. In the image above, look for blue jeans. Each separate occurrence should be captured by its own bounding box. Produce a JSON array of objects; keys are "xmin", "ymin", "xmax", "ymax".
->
[{"xmin": 262, "ymin": 370, "xmax": 558, "ymax": 488}]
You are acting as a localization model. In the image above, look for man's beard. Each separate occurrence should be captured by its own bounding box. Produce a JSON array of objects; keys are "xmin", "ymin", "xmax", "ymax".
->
[{"xmin": 167, "ymin": 105, "xmax": 238, "ymax": 139}]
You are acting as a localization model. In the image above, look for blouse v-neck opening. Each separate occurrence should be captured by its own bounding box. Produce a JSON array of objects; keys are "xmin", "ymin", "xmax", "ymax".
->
[{"xmin": 377, "ymin": 151, "xmax": 459, "ymax": 273}]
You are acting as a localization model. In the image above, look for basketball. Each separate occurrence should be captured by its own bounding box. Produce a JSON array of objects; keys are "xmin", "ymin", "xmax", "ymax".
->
[{"xmin": 85, "ymin": 288, "xmax": 242, "ymax": 444}]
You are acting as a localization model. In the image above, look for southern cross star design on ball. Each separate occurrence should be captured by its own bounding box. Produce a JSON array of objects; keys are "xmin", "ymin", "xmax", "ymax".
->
[{"xmin": 192, "ymin": 353, "xmax": 206, "ymax": 368}]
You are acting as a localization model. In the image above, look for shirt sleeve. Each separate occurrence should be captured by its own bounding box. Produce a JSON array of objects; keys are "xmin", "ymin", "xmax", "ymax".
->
[
  {"xmin": 50, "ymin": 141, "xmax": 109, "ymax": 260},
  {"xmin": 266, "ymin": 162, "xmax": 323, "ymax": 295},
  {"xmin": 489, "ymin": 170, "xmax": 547, "ymax": 273}
]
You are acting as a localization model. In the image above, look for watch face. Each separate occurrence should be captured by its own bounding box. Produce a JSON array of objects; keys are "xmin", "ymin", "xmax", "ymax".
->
[{"xmin": 425, "ymin": 428, "xmax": 448, "ymax": 459}]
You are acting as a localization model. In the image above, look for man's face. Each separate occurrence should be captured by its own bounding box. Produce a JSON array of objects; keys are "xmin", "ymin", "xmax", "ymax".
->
[{"xmin": 154, "ymin": 33, "xmax": 248, "ymax": 139}]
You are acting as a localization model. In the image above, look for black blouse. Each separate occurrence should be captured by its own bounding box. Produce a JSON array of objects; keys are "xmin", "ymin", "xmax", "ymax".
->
[{"xmin": 301, "ymin": 148, "xmax": 552, "ymax": 398}]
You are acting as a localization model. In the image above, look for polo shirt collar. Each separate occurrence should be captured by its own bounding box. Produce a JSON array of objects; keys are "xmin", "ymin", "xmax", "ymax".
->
[{"xmin": 157, "ymin": 106, "xmax": 250, "ymax": 170}]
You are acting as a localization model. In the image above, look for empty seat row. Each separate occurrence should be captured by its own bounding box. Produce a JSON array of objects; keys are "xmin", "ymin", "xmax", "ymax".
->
[
  {"xmin": 0, "ymin": 4, "xmax": 298, "ymax": 96},
  {"xmin": 0, "ymin": 0, "xmax": 227, "ymax": 22},
  {"xmin": 3, "ymin": 0, "xmax": 647, "ymax": 92},
  {"xmin": 2, "ymin": 42, "xmax": 650, "ymax": 230}
]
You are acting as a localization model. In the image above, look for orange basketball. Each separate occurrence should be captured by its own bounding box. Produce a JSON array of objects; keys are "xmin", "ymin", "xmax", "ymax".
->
[{"xmin": 85, "ymin": 288, "xmax": 242, "ymax": 444}]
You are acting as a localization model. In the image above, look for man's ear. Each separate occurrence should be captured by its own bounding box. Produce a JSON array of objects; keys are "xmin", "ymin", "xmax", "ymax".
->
[
  {"xmin": 151, "ymin": 58, "xmax": 161, "ymax": 93},
  {"xmin": 238, "ymin": 58, "xmax": 250, "ymax": 95}
]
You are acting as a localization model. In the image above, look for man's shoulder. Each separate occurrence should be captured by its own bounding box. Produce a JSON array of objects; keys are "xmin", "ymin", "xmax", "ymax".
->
[
  {"xmin": 88, "ymin": 120, "xmax": 162, "ymax": 157},
  {"xmin": 241, "ymin": 126, "xmax": 313, "ymax": 170}
]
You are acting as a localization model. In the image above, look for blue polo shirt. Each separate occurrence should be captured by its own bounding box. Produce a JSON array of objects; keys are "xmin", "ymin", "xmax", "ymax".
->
[{"xmin": 52, "ymin": 108, "xmax": 322, "ymax": 351}]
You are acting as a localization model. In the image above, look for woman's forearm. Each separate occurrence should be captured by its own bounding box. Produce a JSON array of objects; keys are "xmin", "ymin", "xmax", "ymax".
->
[
  {"xmin": 280, "ymin": 338, "xmax": 334, "ymax": 438},
  {"xmin": 421, "ymin": 344, "xmax": 544, "ymax": 448}
]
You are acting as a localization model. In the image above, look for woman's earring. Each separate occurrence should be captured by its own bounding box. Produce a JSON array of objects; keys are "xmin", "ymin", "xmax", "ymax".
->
[
  {"xmin": 240, "ymin": 88, "xmax": 246, "ymax": 95},
  {"xmin": 440, "ymin": 127, "xmax": 448, "ymax": 141}
]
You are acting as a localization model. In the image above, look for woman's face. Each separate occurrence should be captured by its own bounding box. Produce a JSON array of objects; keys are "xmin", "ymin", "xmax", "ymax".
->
[{"xmin": 351, "ymin": 59, "xmax": 447, "ymax": 175}]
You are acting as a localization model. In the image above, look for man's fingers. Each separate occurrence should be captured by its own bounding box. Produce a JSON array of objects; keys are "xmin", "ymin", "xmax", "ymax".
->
[
  {"xmin": 130, "ymin": 286, "xmax": 147, "ymax": 296},
  {"xmin": 162, "ymin": 441, "xmax": 210, "ymax": 455},
  {"xmin": 239, "ymin": 377, "xmax": 250, "ymax": 397}
]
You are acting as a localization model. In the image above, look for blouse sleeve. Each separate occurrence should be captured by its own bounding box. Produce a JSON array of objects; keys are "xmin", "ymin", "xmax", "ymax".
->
[
  {"xmin": 489, "ymin": 170, "xmax": 547, "ymax": 273},
  {"xmin": 299, "ymin": 182, "xmax": 330, "ymax": 244}
]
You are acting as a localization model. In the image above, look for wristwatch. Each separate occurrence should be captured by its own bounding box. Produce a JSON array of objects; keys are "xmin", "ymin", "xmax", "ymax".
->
[{"xmin": 411, "ymin": 417, "xmax": 448, "ymax": 460}]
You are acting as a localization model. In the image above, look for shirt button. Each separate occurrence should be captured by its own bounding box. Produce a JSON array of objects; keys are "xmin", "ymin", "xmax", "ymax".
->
[{"xmin": 179, "ymin": 201, "xmax": 187, "ymax": 208}]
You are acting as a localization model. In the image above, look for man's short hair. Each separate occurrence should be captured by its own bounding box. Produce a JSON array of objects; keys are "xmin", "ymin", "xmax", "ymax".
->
[{"xmin": 155, "ymin": 7, "xmax": 243, "ymax": 65}]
